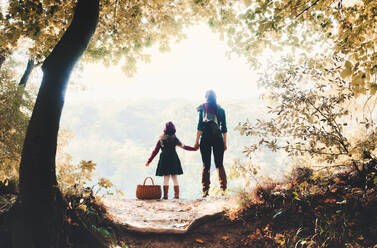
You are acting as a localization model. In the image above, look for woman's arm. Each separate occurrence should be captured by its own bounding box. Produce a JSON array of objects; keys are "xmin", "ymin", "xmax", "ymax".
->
[
  {"xmin": 220, "ymin": 108, "xmax": 227, "ymax": 133},
  {"xmin": 195, "ymin": 109, "xmax": 203, "ymax": 150},
  {"xmin": 194, "ymin": 130, "xmax": 202, "ymax": 150},
  {"xmin": 218, "ymin": 108, "xmax": 228, "ymax": 151},
  {"xmin": 220, "ymin": 108, "xmax": 227, "ymax": 151},
  {"xmin": 146, "ymin": 140, "xmax": 161, "ymax": 166},
  {"xmin": 223, "ymin": 132, "xmax": 227, "ymax": 151}
]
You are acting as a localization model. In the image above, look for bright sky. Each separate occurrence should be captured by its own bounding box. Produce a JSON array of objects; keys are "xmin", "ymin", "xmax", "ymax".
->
[{"xmin": 69, "ymin": 25, "xmax": 259, "ymax": 103}]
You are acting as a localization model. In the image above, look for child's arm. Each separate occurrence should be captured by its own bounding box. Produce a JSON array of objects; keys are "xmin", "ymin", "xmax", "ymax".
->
[
  {"xmin": 178, "ymin": 144, "xmax": 197, "ymax": 151},
  {"xmin": 146, "ymin": 141, "xmax": 161, "ymax": 166},
  {"xmin": 176, "ymin": 137, "xmax": 197, "ymax": 151}
]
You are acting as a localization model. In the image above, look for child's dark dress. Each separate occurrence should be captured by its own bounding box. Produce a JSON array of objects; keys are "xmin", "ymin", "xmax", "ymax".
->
[{"xmin": 147, "ymin": 134, "xmax": 195, "ymax": 176}]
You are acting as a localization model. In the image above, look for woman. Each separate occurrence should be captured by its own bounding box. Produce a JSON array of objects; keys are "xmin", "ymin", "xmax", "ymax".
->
[{"xmin": 194, "ymin": 90, "xmax": 227, "ymax": 197}]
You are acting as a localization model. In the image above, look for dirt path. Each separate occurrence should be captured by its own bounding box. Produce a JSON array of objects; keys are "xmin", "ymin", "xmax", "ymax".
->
[
  {"xmin": 101, "ymin": 197, "xmax": 262, "ymax": 248},
  {"xmin": 114, "ymin": 210, "xmax": 260, "ymax": 248},
  {"xmin": 102, "ymin": 197, "xmax": 235, "ymax": 234}
]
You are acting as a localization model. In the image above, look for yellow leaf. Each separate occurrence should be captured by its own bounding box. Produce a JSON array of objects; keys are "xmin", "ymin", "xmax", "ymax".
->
[
  {"xmin": 98, "ymin": 178, "xmax": 113, "ymax": 188},
  {"xmin": 345, "ymin": 60, "xmax": 353, "ymax": 71},
  {"xmin": 221, "ymin": 236, "xmax": 229, "ymax": 240},
  {"xmin": 340, "ymin": 68, "xmax": 351, "ymax": 78},
  {"xmin": 275, "ymin": 233, "xmax": 285, "ymax": 245},
  {"xmin": 369, "ymin": 83, "xmax": 377, "ymax": 95},
  {"xmin": 333, "ymin": 177, "xmax": 344, "ymax": 184},
  {"xmin": 77, "ymin": 204, "xmax": 87, "ymax": 211}
]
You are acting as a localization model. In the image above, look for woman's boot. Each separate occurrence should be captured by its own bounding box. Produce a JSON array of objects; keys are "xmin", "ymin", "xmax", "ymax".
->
[
  {"xmin": 202, "ymin": 169, "xmax": 210, "ymax": 197},
  {"xmin": 217, "ymin": 166, "xmax": 227, "ymax": 192},
  {"xmin": 163, "ymin": 185, "xmax": 169, "ymax": 199},
  {"xmin": 174, "ymin": 186, "xmax": 179, "ymax": 199}
]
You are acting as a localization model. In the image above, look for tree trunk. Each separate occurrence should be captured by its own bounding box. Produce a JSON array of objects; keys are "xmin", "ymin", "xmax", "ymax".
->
[
  {"xmin": 10, "ymin": 0, "xmax": 99, "ymax": 247},
  {"xmin": 12, "ymin": 59, "xmax": 36, "ymax": 115},
  {"xmin": 18, "ymin": 59, "xmax": 36, "ymax": 86},
  {"xmin": 0, "ymin": 56, "xmax": 4, "ymax": 70}
]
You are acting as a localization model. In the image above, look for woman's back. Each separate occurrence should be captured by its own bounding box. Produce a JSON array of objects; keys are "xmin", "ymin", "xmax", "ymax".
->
[{"xmin": 197, "ymin": 104, "xmax": 227, "ymax": 139}]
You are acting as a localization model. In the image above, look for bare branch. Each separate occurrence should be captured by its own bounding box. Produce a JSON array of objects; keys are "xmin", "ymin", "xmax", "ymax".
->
[{"xmin": 295, "ymin": 0, "xmax": 321, "ymax": 19}]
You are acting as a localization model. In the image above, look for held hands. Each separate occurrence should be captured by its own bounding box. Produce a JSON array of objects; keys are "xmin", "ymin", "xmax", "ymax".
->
[
  {"xmin": 194, "ymin": 143, "xmax": 199, "ymax": 151},
  {"xmin": 192, "ymin": 143, "xmax": 226, "ymax": 151},
  {"xmin": 145, "ymin": 162, "xmax": 150, "ymax": 167}
]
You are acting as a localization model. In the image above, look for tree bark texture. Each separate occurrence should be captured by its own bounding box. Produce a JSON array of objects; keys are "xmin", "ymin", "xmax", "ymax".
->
[{"xmin": 10, "ymin": 0, "xmax": 99, "ymax": 247}]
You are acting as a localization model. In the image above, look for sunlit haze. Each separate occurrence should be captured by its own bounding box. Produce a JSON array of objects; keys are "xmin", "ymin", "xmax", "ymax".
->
[{"xmin": 55, "ymin": 25, "xmax": 285, "ymax": 199}]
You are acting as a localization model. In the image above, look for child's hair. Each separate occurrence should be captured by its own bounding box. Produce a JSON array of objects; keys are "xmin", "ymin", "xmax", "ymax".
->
[{"xmin": 164, "ymin": 121, "xmax": 176, "ymax": 135}]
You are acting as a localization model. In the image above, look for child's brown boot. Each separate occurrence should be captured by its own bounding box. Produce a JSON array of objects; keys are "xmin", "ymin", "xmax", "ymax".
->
[
  {"xmin": 174, "ymin": 186, "xmax": 179, "ymax": 199},
  {"xmin": 163, "ymin": 185, "xmax": 169, "ymax": 199}
]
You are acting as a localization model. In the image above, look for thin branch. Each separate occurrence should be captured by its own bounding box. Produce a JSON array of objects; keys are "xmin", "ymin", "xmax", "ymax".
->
[
  {"xmin": 19, "ymin": 59, "xmax": 36, "ymax": 86},
  {"xmin": 312, "ymin": 164, "xmax": 348, "ymax": 171},
  {"xmin": 295, "ymin": 0, "xmax": 321, "ymax": 19},
  {"xmin": 0, "ymin": 155, "xmax": 19, "ymax": 161},
  {"xmin": 279, "ymin": 146, "xmax": 346, "ymax": 156},
  {"xmin": 337, "ymin": 0, "xmax": 343, "ymax": 9},
  {"xmin": 306, "ymin": 98, "xmax": 349, "ymax": 153}
]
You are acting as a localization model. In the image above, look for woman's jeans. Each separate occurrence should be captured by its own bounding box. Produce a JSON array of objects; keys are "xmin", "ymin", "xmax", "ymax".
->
[
  {"xmin": 199, "ymin": 135, "xmax": 227, "ymax": 195},
  {"xmin": 200, "ymin": 136, "xmax": 224, "ymax": 170}
]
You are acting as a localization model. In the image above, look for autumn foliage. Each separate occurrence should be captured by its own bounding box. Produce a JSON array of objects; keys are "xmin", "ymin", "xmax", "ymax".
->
[{"xmin": 227, "ymin": 162, "xmax": 377, "ymax": 248}]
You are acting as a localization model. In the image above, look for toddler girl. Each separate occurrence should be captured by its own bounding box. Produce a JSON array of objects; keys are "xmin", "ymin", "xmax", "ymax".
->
[{"xmin": 146, "ymin": 121, "xmax": 196, "ymax": 199}]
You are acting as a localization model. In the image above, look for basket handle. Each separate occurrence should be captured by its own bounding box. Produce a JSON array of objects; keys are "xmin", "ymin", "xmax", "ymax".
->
[{"xmin": 143, "ymin": 177, "xmax": 155, "ymax": 186}]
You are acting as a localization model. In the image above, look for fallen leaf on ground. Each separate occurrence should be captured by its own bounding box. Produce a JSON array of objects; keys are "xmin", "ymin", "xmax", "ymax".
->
[
  {"xmin": 275, "ymin": 233, "xmax": 285, "ymax": 245},
  {"xmin": 221, "ymin": 236, "xmax": 229, "ymax": 240},
  {"xmin": 195, "ymin": 239, "xmax": 204, "ymax": 244},
  {"xmin": 352, "ymin": 188, "xmax": 362, "ymax": 191},
  {"xmin": 323, "ymin": 198, "xmax": 336, "ymax": 203}
]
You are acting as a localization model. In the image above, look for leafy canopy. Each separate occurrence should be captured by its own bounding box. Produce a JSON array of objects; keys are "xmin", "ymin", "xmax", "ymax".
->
[
  {"xmin": 0, "ymin": 64, "xmax": 34, "ymax": 182},
  {"xmin": 2, "ymin": 0, "xmax": 375, "ymax": 94},
  {"xmin": 1, "ymin": 0, "xmax": 231, "ymax": 75},
  {"xmin": 237, "ymin": 55, "xmax": 377, "ymax": 173},
  {"xmin": 210, "ymin": 0, "xmax": 377, "ymax": 95}
]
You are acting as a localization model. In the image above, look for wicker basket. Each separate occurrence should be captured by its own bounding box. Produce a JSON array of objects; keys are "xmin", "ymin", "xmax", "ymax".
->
[{"xmin": 136, "ymin": 177, "xmax": 162, "ymax": 200}]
